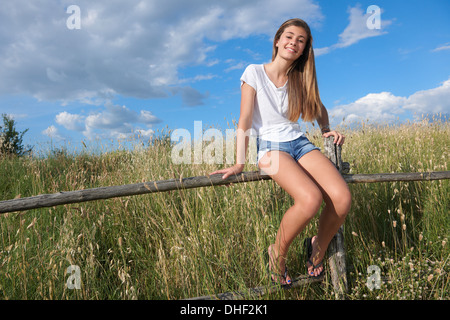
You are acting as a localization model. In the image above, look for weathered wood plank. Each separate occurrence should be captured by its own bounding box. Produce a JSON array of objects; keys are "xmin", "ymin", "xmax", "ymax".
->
[
  {"xmin": 326, "ymin": 226, "xmax": 347, "ymax": 300},
  {"xmin": 1, "ymin": 171, "xmax": 449, "ymax": 214},
  {"xmin": 0, "ymin": 171, "xmax": 270, "ymax": 214},
  {"xmin": 343, "ymin": 171, "xmax": 450, "ymax": 183},
  {"xmin": 186, "ymin": 274, "xmax": 324, "ymax": 300},
  {"xmin": 323, "ymin": 136, "xmax": 348, "ymax": 300}
]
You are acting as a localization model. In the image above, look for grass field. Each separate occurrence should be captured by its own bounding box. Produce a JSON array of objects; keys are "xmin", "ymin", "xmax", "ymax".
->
[{"xmin": 0, "ymin": 119, "xmax": 448, "ymax": 300}]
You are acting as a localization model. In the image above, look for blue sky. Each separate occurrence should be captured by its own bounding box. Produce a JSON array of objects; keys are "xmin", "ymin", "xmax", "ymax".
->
[{"xmin": 1, "ymin": 0, "xmax": 449, "ymax": 154}]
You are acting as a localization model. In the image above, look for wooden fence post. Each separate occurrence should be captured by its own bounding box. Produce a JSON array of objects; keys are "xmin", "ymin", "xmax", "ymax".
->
[{"xmin": 323, "ymin": 136, "xmax": 348, "ymax": 300}]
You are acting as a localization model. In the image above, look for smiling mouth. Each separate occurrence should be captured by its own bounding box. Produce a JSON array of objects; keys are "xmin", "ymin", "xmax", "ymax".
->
[{"xmin": 285, "ymin": 47, "xmax": 297, "ymax": 53}]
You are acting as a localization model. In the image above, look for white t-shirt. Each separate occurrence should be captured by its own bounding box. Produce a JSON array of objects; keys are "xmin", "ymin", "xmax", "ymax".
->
[{"xmin": 240, "ymin": 64, "xmax": 303, "ymax": 142}]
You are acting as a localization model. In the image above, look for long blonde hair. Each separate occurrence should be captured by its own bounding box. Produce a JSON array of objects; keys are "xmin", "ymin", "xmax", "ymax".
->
[{"xmin": 272, "ymin": 18, "xmax": 323, "ymax": 122}]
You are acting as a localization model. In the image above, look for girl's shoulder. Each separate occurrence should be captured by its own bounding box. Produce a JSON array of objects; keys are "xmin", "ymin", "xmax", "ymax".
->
[
  {"xmin": 241, "ymin": 64, "xmax": 270, "ymax": 92},
  {"xmin": 244, "ymin": 64, "xmax": 264, "ymax": 73},
  {"xmin": 242, "ymin": 64, "xmax": 265, "ymax": 80}
]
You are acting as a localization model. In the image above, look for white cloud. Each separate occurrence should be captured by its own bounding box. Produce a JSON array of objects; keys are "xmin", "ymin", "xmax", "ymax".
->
[
  {"xmin": 225, "ymin": 61, "xmax": 248, "ymax": 73},
  {"xmin": 432, "ymin": 43, "xmax": 450, "ymax": 52},
  {"xmin": 315, "ymin": 5, "xmax": 393, "ymax": 56},
  {"xmin": 331, "ymin": 92, "xmax": 406, "ymax": 124},
  {"xmin": 313, "ymin": 47, "xmax": 331, "ymax": 56},
  {"xmin": 56, "ymin": 111, "xmax": 85, "ymax": 131},
  {"xmin": 42, "ymin": 125, "xmax": 65, "ymax": 141},
  {"xmin": 135, "ymin": 128, "xmax": 155, "ymax": 140},
  {"xmin": 0, "ymin": 0, "xmax": 323, "ymax": 105},
  {"xmin": 178, "ymin": 74, "xmax": 217, "ymax": 84},
  {"xmin": 329, "ymin": 78, "xmax": 450, "ymax": 125},
  {"xmin": 54, "ymin": 103, "xmax": 162, "ymax": 140},
  {"xmin": 404, "ymin": 79, "xmax": 450, "ymax": 115},
  {"xmin": 335, "ymin": 6, "xmax": 389, "ymax": 48},
  {"xmin": 140, "ymin": 110, "xmax": 161, "ymax": 125},
  {"xmin": 85, "ymin": 104, "xmax": 136, "ymax": 130}
]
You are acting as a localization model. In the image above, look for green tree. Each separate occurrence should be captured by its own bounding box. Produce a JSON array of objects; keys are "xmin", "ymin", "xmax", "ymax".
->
[{"xmin": 0, "ymin": 113, "xmax": 32, "ymax": 157}]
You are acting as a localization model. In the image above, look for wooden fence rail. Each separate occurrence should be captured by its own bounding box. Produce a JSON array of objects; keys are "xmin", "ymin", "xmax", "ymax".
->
[
  {"xmin": 1, "ymin": 170, "xmax": 449, "ymax": 214},
  {"xmin": 0, "ymin": 171, "xmax": 450, "ymax": 213}
]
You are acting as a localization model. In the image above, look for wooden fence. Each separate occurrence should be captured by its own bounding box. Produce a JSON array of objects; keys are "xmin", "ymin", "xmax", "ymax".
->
[
  {"xmin": 1, "ymin": 137, "xmax": 449, "ymax": 300},
  {"xmin": 1, "ymin": 170, "xmax": 448, "ymax": 215}
]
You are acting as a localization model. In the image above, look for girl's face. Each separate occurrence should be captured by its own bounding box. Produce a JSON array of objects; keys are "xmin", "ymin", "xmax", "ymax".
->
[{"xmin": 275, "ymin": 25, "xmax": 308, "ymax": 62}]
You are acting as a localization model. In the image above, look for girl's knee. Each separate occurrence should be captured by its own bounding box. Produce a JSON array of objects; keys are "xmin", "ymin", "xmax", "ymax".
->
[
  {"xmin": 334, "ymin": 188, "xmax": 352, "ymax": 218},
  {"xmin": 324, "ymin": 185, "xmax": 351, "ymax": 219},
  {"xmin": 294, "ymin": 189, "xmax": 323, "ymax": 218}
]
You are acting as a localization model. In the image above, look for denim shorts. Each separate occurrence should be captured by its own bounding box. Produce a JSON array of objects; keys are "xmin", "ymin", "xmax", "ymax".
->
[{"xmin": 256, "ymin": 135, "xmax": 320, "ymax": 163}]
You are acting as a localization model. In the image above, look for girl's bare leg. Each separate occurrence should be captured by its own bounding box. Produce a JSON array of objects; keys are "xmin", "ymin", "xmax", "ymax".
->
[
  {"xmin": 297, "ymin": 150, "xmax": 352, "ymax": 276},
  {"xmin": 259, "ymin": 151, "xmax": 324, "ymax": 282}
]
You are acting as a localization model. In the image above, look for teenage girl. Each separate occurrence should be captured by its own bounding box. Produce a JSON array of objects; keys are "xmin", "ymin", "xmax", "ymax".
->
[{"xmin": 210, "ymin": 19, "xmax": 351, "ymax": 284}]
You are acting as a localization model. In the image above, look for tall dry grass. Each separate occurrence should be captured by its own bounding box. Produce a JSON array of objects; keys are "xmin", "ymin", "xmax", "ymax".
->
[{"xmin": 0, "ymin": 119, "xmax": 448, "ymax": 300}]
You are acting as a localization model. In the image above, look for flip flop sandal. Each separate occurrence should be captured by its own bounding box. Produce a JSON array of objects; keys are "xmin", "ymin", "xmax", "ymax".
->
[
  {"xmin": 265, "ymin": 247, "xmax": 292, "ymax": 286},
  {"xmin": 304, "ymin": 237, "xmax": 325, "ymax": 277},
  {"xmin": 270, "ymin": 266, "xmax": 291, "ymax": 286},
  {"xmin": 307, "ymin": 259, "xmax": 324, "ymax": 277}
]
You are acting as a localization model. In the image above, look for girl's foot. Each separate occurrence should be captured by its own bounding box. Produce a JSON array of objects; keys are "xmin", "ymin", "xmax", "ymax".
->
[
  {"xmin": 306, "ymin": 236, "xmax": 325, "ymax": 277},
  {"xmin": 268, "ymin": 244, "xmax": 292, "ymax": 285}
]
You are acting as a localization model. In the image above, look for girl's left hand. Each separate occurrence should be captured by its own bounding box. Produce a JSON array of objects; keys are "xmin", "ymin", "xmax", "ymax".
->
[{"xmin": 322, "ymin": 130, "xmax": 345, "ymax": 145}]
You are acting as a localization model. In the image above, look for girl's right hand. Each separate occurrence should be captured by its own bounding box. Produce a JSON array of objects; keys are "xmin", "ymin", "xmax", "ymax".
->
[{"xmin": 209, "ymin": 164, "xmax": 245, "ymax": 180}]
